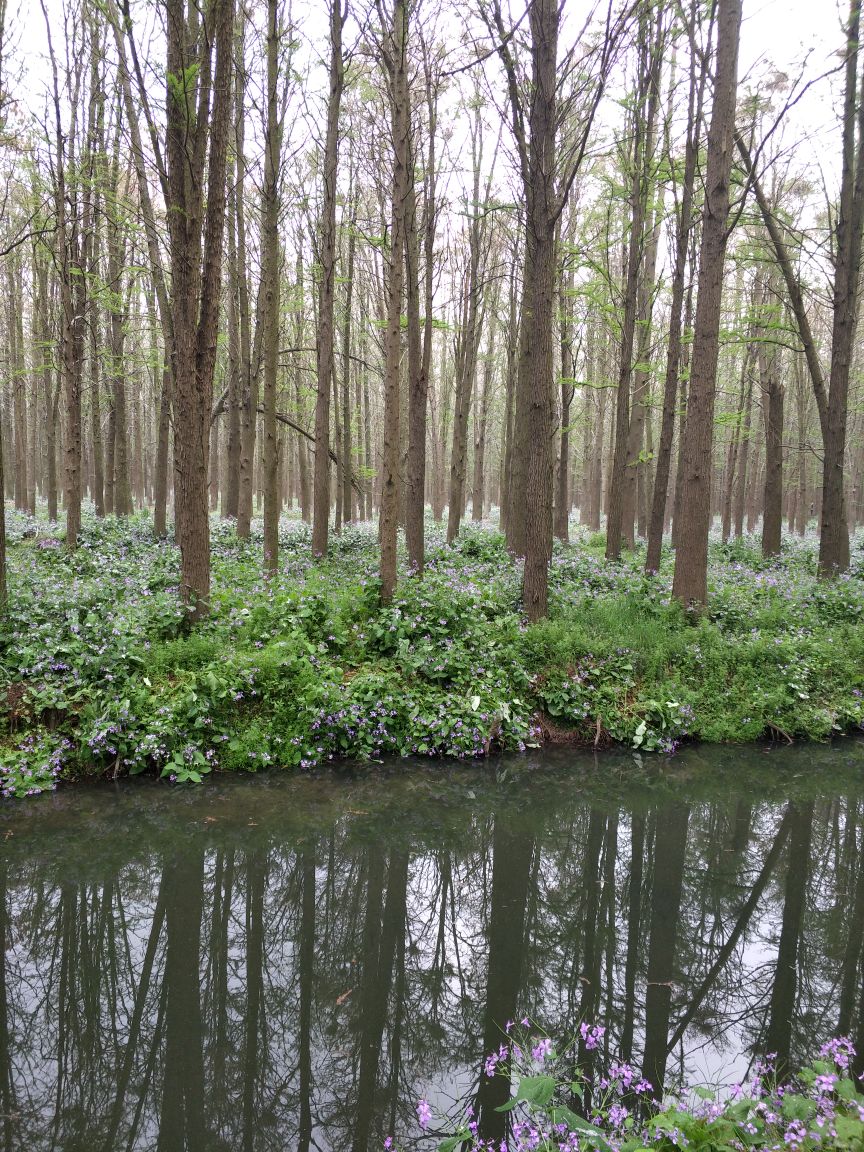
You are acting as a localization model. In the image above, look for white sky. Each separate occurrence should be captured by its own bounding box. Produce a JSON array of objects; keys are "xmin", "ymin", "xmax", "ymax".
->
[{"xmin": 8, "ymin": 0, "xmax": 845, "ymax": 136}]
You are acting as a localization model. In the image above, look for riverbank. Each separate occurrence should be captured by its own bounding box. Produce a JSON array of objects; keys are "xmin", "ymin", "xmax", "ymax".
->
[{"xmin": 2, "ymin": 511, "xmax": 863, "ymax": 797}]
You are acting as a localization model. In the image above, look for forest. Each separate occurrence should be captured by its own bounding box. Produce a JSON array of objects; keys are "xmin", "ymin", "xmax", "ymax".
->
[
  {"xmin": 1, "ymin": 0, "xmax": 864, "ymax": 799},
  {"xmin": 7, "ymin": 0, "xmax": 864, "ymax": 1144}
]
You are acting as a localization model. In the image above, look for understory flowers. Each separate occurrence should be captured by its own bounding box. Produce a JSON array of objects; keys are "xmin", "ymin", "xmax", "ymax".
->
[
  {"xmin": 388, "ymin": 1030, "xmax": 864, "ymax": 1152},
  {"xmin": 3, "ymin": 513, "xmax": 864, "ymax": 798}
]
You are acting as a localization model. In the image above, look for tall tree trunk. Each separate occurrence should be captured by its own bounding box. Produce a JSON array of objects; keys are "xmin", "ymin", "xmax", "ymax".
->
[
  {"xmin": 499, "ymin": 243, "xmax": 520, "ymax": 535},
  {"xmin": 795, "ymin": 358, "xmax": 809, "ymax": 534},
  {"xmin": 759, "ymin": 283, "xmax": 784, "ymax": 557},
  {"xmin": 223, "ymin": 163, "xmax": 241, "ymax": 518},
  {"xmin": 378, "ymin": 0, "xmax": 410, "ymax": 603},
  {"xmin": 493, "ymin": 0, "xmax": 576, "ymax": 619},
  {"xmin": 620, "ymin": 10, "xmax": 664, "ymax": 550},
  {"xmin": 623, "ymin": 192, "xmax": 662, "ymax": 548},
  {"xmin": 341, "ymin": 184, "xmax": 356, "ymax": 527},
  {"xmin": 404, "ymin": 104, "xmax": 429, "ymax": 571},
  {"xmin": 555, "ymin": 241, "xmax": 575, "ymax": 542},
  {"xmin": 261, "ymin": 0, "xmax": 283, "ymax": 575},
  {"xmin": 722, "ymin": 337, "xmax": 754, "ymax": 542},
  {"xmin": 820, "ymin": 0, "xmax": 864, "ymax": 574},
  {"xmin": 293, "ymin": 254, "xmax": 311, "ymax": 523},
  {"xmin": 165, "ymin": 0, "xmax": 235, "ymax": 618},
  {"xmin": 108, "ymin": 205, "xmax": 131, "ymax": 517},
  {"xmin": 672, "ymin": 0, "xmax": 742, "ymax": 607},
  {"xmin": 235, "ymin": 18, "xmax": 256, "ymax": 541},
  {"xmin": 447, "ymin": 105, "xmax": 491, "ymax": 546},
  {"xmin": 42, "ymin": 11, "xmax": 84, "ymax": 549},
  {"xmin": 473, "ymin": 309, "xmax": 497, "ymax": 523},
  {"xmin": 7, "ymin": 261, "xmax": 26, "ymax": 514},
  {"xmin": 311, "ymin": 0, "xmax": 344, "ymax": 558},
  {"xmin": 606, "ymin": 8, "xmax": 660, "ymax": 561}
]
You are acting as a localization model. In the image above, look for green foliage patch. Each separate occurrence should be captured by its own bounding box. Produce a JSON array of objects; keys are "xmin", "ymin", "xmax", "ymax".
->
[{"xmin": 1, "ymin": 512, "xmax": 863, "ymax": 797}]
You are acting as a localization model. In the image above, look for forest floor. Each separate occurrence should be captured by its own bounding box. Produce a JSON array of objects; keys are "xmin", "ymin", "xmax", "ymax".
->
[{"xmin": 2, "ymin": 509, "xmax": 864, "ymax": 797}]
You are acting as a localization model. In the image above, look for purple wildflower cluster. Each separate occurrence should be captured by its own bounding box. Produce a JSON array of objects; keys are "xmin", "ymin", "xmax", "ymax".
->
[
  {"xmin": 580, "ymin": 1021, "xmax": 605, "ymax": 1050},
  {"xmin": 0, "ymin": 731, "xmax": 72, "ymax": 797},
  {"xmin": 388, "ymin": 1033, "xmax": 864, "ymax": 1152}
]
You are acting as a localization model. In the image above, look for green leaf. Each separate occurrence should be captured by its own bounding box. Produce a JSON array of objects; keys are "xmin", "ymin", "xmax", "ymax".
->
[
  {"xmin": 725, "ymin": 1099, "xmax": 757, "ymax": 1122},
  {"xmin": 836, "ymin": 1077, "xmax": 859, "ymax": 1101},
  {"xmin": 515, "ymin": 1074, "xmax": 557, "ymax": 1107},
  {"xmin": 549, "ymin": 1105, "xmax": 595, "ymax": 1130},
  {"xmin": 780, "ymin": 1094, "xmax": 812, "ymax": 1121},
  {"xmin": 438, "ymin": 1137, "xmax": 465, "ymax": 1152},
  {"xmin": 834, "ymin": 1114, "xmax": 864, "ymax": 1141}
]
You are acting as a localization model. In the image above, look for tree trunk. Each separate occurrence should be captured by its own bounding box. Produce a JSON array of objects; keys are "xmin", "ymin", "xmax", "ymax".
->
[
  {"xmin": 235, "ymin": 20, "xmax": 256, "ymax": 541},
  {"xmin": 820, "ymin": 0, "xmax": 864, "ymax": 575},
  {"xmin": 223, "ymin": 163, "xmax": 241, "ymax": 519},
  {"xmin": 672, "ymin": 0, "xmax": 742, "ymax": 607},
  {"xmin": 623, "ymin": 192, "xmax": 662, "ymax": 548},
  {"xmin": 759, "ymin": 290, "xmax": 784, "ymax": 557},
  {"xmin": 0, "ymin": 393, "xmax": 6, "ymax": 610},
  {"xmin": 379, "ymin": 0, "xmax": 410, "ymax": 603},
  {"xmin": 341, "ymin": 188, "xmax": 356, "ymax": 527},
  {"xmin": 311, "ymin": 0, "xmax": 344, "ymax": 558},
  {"xmin": 473, "ymin": 309, "xmax": 497, "ymax": 524},
  {"xmin": 606, "ymin": 8, "xmax": 662, "ymax": 561},
  {"xmin": 555, "ymin": 241, "xmax": 575, "ymax": 542},
  {"xmin": 447, "ymin": 105, "xmax": 491, "ymax": 546},
  {"xmin": 261, "ymin": 0, "xmax": 282, "ymax": 576},
  {"xmin": 404, "ymin": 91, "xmax": 431, "ymax": 572},
  {"xmin": 165, "ymin": 0, "xmax": 235, "ymax": 619}
]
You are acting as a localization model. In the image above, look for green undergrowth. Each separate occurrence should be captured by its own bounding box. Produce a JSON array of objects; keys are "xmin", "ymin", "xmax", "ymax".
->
[{"xmin": 1, "ymin": 508, "xmax": 863, "ymax": 797}]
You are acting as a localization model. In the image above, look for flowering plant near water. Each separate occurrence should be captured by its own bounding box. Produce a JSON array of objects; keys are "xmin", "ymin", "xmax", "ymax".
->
[
  {"xmin": 3, "ymin": 514, "xmax": 864, "ymax": 798},
  {"xmin": 397, "ymin": 1031, "xmax": 864, "ymax": 1152}
]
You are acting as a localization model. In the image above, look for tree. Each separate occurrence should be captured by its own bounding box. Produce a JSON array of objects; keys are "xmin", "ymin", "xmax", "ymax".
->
[
  {"xmin": 262, "ymin": 0, "xmax": 286, "ymax": 575},
  {"xmin": 376, "ymin": 0, "xmax": 411, "ymax": 604},
  {"xmin": 488, "ymin": 0, "xmax": 622, "ymax": 620},
  {"xmin": 164, "ymin": 0, "xmax": 235, "ymax": 618},
  {"xmin": 312, "ymin": 0, "xmax": 346, "ymax": 559},
  {"xmin": 41, "ymin": 0, "xmax": 86, "ymax": 551},
  {"xmin": 404, "ymin": 27, "xmax": 441, "ymax": 573},
  {"xmin": 606, "ymin": 0, "xmax": 664, "ymax": 561},
  {"xmin": 818, "ymin": 0, "xmax": 864, "ymax": 575},
  {"xmin": 672, "ymin": 0, "xmax": 743, "ymax": 609}
]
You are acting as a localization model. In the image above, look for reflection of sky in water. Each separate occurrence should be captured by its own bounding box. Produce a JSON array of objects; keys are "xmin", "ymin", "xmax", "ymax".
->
[{"xmin": 1, "ymin": 743, "xmax": 862, "ymax": 1150}]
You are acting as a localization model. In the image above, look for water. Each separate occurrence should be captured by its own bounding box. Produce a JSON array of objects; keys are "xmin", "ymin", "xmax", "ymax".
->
[{"xmin": 2, "ymin": 741, "xmax": 864, "ymax": 1151}]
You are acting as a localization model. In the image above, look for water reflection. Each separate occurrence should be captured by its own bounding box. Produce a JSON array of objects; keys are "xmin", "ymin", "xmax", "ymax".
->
[{"xmin": 2, "ymin": 745, "xmax": 864, "ymax": 1151}]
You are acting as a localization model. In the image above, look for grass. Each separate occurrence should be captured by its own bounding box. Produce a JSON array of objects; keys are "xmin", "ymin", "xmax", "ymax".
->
[{"xmin": 1, "ymin": 505, "xmax": 863, "ymax": 797}]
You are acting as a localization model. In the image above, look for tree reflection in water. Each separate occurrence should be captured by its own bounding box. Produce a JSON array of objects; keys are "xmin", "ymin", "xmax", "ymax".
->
[{"xmin": 1, "ymin": 745, "xmax": 863, "ymax": 1151}]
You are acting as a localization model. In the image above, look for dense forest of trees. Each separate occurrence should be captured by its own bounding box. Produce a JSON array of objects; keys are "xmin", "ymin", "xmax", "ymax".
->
[{"xmin": 0, "ymin": 0, "xmax": 863, "ymax": 618}]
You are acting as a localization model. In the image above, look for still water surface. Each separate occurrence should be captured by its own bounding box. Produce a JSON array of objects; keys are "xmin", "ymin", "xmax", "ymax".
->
[{"xmin": 3, "ymin": 743, "xmax": 864, "ymax": 1151}]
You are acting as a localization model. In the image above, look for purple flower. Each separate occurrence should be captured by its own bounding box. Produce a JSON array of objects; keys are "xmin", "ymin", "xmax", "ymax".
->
[
  {"xmin": 820, "ymin": 1037, "xmax": 856, "ymax": 1071},
  {"xmin": 417, "ymin": 1100, "xmax": 431, "ymax": 1130},
  {"xmin": 485, "ymin": 1043, "xmax": 509, "ymax": 1077},
  {"xmin": 608, "ymin": 1103, "xmax": 629, "ymax": 1129},
  {"xmin": 580, "ymin": 1021, "xmax": 605, "ymax": 1051}
]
